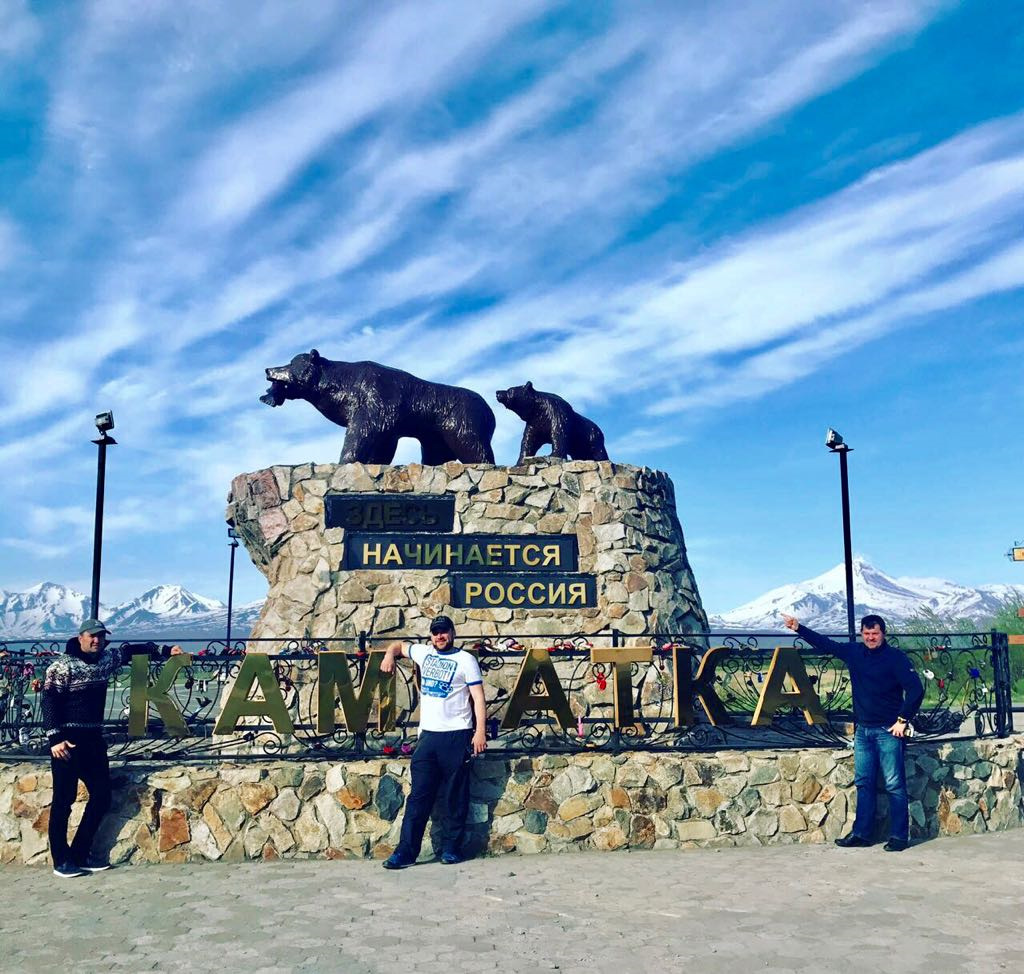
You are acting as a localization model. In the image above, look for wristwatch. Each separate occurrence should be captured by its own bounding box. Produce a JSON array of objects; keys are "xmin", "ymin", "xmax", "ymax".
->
[{"xmin": 895, "ymin": 716, "xmax": 907, "ymax": 725}]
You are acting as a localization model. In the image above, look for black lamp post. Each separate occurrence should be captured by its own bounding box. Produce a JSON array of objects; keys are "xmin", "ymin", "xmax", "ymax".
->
[
  {"xmin": 826, "ymin": 428, "xmax": 856, "ymax": 642},
  {"xmin": 90, "ymin": 412, "xmax": 116, "ymax": 620},
  {"xmin": 226, "ymin": 526, "xmax": 239, "ymax": 648}
]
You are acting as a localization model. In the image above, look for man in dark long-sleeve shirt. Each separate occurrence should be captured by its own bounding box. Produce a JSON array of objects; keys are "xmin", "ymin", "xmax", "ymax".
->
[
  {"xmin": 782, "ymin": 612, "xmax": 924, "ymax": 851},
  {"xmin": 42, "ymin": 618, "xmax": 182, "ymax": 878}
]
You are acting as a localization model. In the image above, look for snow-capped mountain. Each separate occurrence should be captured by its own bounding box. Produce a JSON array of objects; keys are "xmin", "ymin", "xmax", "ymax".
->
[
  {"xmin": 106, "ymin": 585, "xmax": 225, "ymax": 631},
  {"xmin": 0, "ymin": 582, "xmax": 101, "ymax": 638},
  {"xmin": 4, "ymin": 559, "xmax": 1021, "ymax": 639},
  {"xmin": 0, "ymin": 583, "xmax": 261, "ymax": 640},
  {"xmin": 711, "ymin": 557, "xmax": 1024, "ymax": 632}
]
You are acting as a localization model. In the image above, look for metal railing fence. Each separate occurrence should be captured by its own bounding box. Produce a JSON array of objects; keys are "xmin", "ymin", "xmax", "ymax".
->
[{"xmin": 0, "ymin": 629, "xmax": 1014, "ymax": 762}]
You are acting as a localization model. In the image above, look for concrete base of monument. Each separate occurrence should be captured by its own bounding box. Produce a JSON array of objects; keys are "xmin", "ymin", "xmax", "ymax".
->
[
  {"xmin": 2, "ymin": 738, "xmax": 1020, "ymax": 866},
  {"xmin": 226, "ymin": 459, "xmax": 707, "ymax": 640}
]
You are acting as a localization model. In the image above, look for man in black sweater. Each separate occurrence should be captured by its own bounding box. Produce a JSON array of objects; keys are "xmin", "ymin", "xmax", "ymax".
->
[
  {"xmin": 42, "ymin": 619, "xmax": 183, "ymax": 878},
  {"xmin": 782, "ymin": 612, "xmax": 924, "ymax": 851}
]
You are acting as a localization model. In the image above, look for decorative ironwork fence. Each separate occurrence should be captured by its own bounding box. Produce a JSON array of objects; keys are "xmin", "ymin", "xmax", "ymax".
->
[{"xmin": 0, "ymin": 629, "xmax": 1015, "ymax": 763}]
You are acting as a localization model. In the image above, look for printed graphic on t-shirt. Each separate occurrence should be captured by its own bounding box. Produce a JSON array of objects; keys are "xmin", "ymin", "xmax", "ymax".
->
[{"xmin": 420, "ymin": 654, "xmax": 459, "ymax": 698}]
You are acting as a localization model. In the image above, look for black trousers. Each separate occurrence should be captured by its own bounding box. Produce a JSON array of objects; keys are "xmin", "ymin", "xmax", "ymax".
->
[
  {"xmin": 395, "ymin": 729, "xmax": 473, "ymax": 861},
  {"xmin": 49, "ymin": 735, "xmax": 111, "ymax": 865}
]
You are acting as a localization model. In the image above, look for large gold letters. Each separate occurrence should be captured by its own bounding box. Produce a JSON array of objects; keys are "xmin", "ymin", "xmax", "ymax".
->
[
  {"xmin": 500, "ymin": 648, "xmax": 575, "ymax": 731},
  {"xmin": 590, "ymin": 646, "xmax": 653, "ymax": 731},
  {"xmin": 751, "ymin": 647, "xmax": 828, "ymax": 726},
  {"xmin": 126, "ymin": 643, "xmax": 832, "ymax": 739},
  {"xmin": 128, "ymin": 653, "xmax": 191, "ymax": 738},
  {"xmin": 316, "ymin": 652, "xmax": 396, "ymax": 734},
  {"xmin": 213, "ymin": 654, "xmax": 294, "ymax": 735}
]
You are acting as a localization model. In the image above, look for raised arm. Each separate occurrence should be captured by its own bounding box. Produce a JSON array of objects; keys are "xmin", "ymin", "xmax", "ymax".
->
[
  {"xmin": 379, "ymin": 640, "xmax": 407, "ymax": 674},
  {"xmin": 782, "ymin": 614, "xmax": 851, "ymax": 660},
  {"xmin": 118, "ymin": 641, "xmax": 184, "ymax": 666}
]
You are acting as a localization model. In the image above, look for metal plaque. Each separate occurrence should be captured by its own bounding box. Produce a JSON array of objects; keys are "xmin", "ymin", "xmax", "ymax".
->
[
  {"xmin": 451, "ymin": 573, "xmax": 596, "ymax": 609},
  {"xmin": 342, "ymin": 533, "xmax": 580, "ymax": 572},
  {"xmin": 325, "ymin": 493, "xmax": 454, "ymax": 532}
]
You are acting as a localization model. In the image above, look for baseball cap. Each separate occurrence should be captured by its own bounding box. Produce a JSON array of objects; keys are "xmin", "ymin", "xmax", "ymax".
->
[
  {"xmin": 79, "ymin": 618, "xmax": 110, "ymax": 636},
  {"xmin": 429, "ymin": 615, "xmax": 455, "ymax": 634}
]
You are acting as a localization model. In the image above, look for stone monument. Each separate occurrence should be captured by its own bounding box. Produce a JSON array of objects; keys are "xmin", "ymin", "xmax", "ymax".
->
[
  {"xmin": 227, "ymin": 458, "xmax": 706, "ymax": 639},
  {"xmin": 234, "ymin": 354, "xmax": 706, "ymax": 639}
]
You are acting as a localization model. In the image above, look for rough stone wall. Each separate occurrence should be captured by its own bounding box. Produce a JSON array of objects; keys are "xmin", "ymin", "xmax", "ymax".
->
[
  {"xmin": 225, "ymin": 460, "xmax": 706, "ymax": 640},
  {"xmin": 3, "ymin": 738, "xmax": 1020, "ymax": 865}
]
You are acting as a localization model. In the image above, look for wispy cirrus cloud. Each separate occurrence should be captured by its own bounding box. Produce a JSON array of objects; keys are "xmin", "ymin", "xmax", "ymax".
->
[
  {"xmin": 0, "ymin": 0, "xmax": 40, "ymax": 61},
  {"xmin": 5, "ymin": 0, "xmax": 1021, "ymax": 604}
]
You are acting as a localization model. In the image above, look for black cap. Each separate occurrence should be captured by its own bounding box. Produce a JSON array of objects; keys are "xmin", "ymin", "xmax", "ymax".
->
[{"xmin": 429, "ymin": 615, "xmax": 455, "ymax": 634}]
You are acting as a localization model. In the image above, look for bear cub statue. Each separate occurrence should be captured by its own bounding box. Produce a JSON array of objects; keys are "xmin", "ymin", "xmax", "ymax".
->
[
  {"xmin": 262, "ymin": 349, "xmax": 496, "ymax": 465},
  {"xmin": 496, "ymin": 381, "xmax": 609, "ymax": 465}
]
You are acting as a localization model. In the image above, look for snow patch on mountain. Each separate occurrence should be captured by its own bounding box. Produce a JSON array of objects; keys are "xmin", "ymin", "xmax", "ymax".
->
[
  {"xmin": 0, "ymin": 582, "xmax": 261, "ymax": 640},
  {"xmin": 711, "ymin": 557, "xmax": 1024, "ymax": 632}
]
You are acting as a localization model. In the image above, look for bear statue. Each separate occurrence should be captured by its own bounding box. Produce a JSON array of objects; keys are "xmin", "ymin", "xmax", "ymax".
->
[
  {"xmin": 261, "ymin": 350, "xmax": 496, "ymax": 465},
  {"xmin": 496, "ymin": 381, "xmax": 609, "ymax": 465}
]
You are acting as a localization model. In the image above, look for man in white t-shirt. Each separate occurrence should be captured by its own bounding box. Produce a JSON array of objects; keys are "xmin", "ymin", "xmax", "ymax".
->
[{"xmin": 380, "ymin": 615, "xmax": 486, "ymax": 868}]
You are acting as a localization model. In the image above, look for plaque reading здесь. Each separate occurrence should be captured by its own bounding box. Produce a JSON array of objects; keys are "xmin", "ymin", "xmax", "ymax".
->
[
  {"xmin": 341, "ymin": 533, "xmax": 579, "ymax": 571},
  {"xmin": 324, "ymin": 493, "xmax": 454, "ymax": 532}
]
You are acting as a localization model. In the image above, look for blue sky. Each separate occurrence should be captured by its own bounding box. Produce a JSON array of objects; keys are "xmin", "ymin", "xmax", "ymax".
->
[{"xmin": 2, "ymin": 0, "xmax": 1023, "ymax": 615}]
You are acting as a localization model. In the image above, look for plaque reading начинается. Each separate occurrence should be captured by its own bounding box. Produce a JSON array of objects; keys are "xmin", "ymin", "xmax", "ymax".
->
[{"xmin": 340, "ymin": 533, "xmax": 579, "ymax": 571}]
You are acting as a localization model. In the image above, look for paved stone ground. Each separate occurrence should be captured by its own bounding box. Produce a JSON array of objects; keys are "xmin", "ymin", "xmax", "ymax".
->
[{"xmin": 2, "ymin": 831, "xmax": 1023, "ymax": 974}]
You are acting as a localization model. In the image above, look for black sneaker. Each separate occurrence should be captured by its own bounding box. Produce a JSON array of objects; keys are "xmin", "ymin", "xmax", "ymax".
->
[
  {"xmin": 382, "ymin": 853, "xmax": 412, "ymax": 870},
  {"xmin": 53, "ymin": 861, "xmax": 87, "ymax": 879},
  {"xmin": 76, "ymin": 856, "xmax": 111, "ymax": 872},
  {"xmin": 834, "ymin": 834, "xmax": 872, "ymax": 848},
  {"xmin": 883, "ymin": 838, "xmax": 909, "ymax": 852},
  {"xmin": 439, "ymin": 851, "xmax": 461, "ymax": 865}
]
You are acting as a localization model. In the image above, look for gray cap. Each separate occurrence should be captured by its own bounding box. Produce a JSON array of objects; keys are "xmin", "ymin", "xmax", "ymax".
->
[{"xmin": 78, "ymin": 618, "xmax": 110, "ymax": 636}]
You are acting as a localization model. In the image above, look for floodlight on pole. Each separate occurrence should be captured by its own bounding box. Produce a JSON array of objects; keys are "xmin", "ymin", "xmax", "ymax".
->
[
  {"xmin": 90, "ymin": 412, "xmax": 117, "ymax": 620},
  {"xmin": 826, "ymin": 428, "xmax": 856, "ymax": 642},
  {"xmin": 226, "ymin": 526, "xmax": 240, "ymax": 649}
]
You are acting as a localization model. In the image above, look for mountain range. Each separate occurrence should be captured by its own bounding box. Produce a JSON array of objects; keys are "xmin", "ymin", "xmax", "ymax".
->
[
  {"xmin": 2, "ymin": 559, "xmax": 1022, "ymax": 639},
  {"xmin": 709, "ymin": 557, "xmax": 1024, "ymax": 632},
  {"xmin": 0, "ymin": 582, "xmax": 262, "ymax": 641}
]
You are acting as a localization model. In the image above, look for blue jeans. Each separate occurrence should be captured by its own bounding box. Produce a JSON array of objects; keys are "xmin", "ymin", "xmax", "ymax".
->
[{"xmin": 852, "ymin": 724, "xmax": 909, "ymax": 842}]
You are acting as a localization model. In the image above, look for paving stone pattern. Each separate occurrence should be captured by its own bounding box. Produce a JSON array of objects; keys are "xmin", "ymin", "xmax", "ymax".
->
[{"xmin": 2, "ymin": 830, "xmax": 1023, "ymax": 973}]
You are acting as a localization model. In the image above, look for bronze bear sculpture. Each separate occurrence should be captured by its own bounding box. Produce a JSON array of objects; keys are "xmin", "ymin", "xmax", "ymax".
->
[
  {"xmin": 496, "ymin": 381, "xmax": 609, "ymax": 465},
  {"xmin": 262, "ymin": 350, "xmax": 496, "ymax": 465}
]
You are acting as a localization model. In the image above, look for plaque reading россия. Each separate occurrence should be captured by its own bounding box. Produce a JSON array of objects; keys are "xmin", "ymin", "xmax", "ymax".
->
[{"xmin": 450, "ymin": 573, "xmax": 597, "ymax": 609}]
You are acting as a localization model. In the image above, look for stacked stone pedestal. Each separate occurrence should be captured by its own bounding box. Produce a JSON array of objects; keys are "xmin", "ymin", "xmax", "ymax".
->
[
  {"xmin": 3, "ymin": 739, "xmax": 1021, "ymax": 865},
  {"xmin": 227, "ymin": 459, "xmax": 707, "ymax": 640}
]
